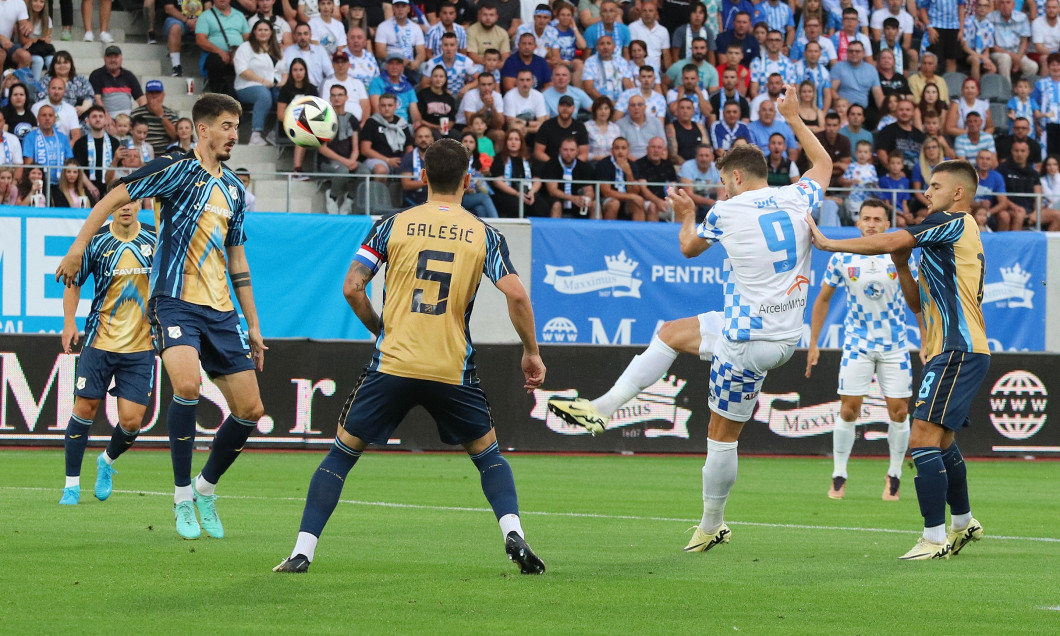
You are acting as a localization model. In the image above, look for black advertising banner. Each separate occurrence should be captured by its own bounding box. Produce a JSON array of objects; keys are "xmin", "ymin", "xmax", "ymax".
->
[{"xmin": 1, "ymin": 336, "xmax": 1055, "ymax": 457}]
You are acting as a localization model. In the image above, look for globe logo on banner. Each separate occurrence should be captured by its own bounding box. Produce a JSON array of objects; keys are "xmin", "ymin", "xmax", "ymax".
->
[
  {"xmin": 541, "ymin": 317, "xmax": 578, "ymax": 343},
  {"xmin": 542, "ymin": 251, "xmax": 642, "ymax": 298},
  {"xmin": 989, "ymin": 370, "xmax": 1047, "ymax": 440},
  {"xmin": 983, "ymin": 263, "xmax": 1034, "ymax": 309}
]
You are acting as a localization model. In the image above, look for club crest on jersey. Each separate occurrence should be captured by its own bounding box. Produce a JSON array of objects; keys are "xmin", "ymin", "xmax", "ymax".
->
[
  {"xmin": 140, "ymin": 244, "xmax": 153, "ymax": 257},
  {"xmin": 848, "ymin": 267, "xmax": 860, "ymax": 281},
  {"xmin": 76, "ymin": 377, "xmax": 86, "ymax": 390},
  {"xmin": 168, "ymin": 326, "xmax": 182, "ymax": 339},
  {"xmin": 887, "ymin": 264, "xmax": 897, "ymax": 279},
  {"xmin": 229, "ymin": 185, "xmax": 239, "ymax": 199}
]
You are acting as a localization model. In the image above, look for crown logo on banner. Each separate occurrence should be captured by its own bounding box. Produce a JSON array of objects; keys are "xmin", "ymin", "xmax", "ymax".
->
[
  {"xmin": 1000, "ymin": 263, "xmax": 1031, "ymax": 287},
  {"xmin": 604, "ymin": 251, "xmax": 638, "ymax": 277}
]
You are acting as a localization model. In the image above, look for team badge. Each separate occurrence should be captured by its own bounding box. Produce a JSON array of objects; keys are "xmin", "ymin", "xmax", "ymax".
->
[
  {"xmin": 848, "ymin": 267, "xmax": 860, "ymax": 281},
  {"xmin": 140, "ymin": 244, "xmax": 153, "ymax": 257},
  {"xmin": 76, "ymin": 377, "xmax": 86, "ymax": 390},
  {"xmin": 168, "ymin": 326, "xmax": 182, "ymax": 339},
  {"xmin": 229, "ymin": 185, "xmax": 239, "ymax": 199},
  {"xmin": 887, "ymin": 264, "xmax": 898, "ymax": 280}
]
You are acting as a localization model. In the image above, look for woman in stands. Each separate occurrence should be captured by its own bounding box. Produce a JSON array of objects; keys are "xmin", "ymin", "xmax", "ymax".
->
[
  {"xmin": 415, "ymin": 65, "xmax": 456, "ymax": 135},
  {"xmin": 235, "ymin": 20, "xmax": 286, "ymax": 146},
  {"xmin": 166, "ymin": 117, "xmax": 194, "ymax": 152},
  {"xmin": 490, "ymin": 128, "xmax": 545, "ymax": 217},
  {"xmin": 278, "ymin": 57, "xmax": 318, "ymax": 179},
  {"xmin": 945, "ymin": 77, "xmax": 994, "ymax": 137},
  {"xmin": 1040, "ymin": 155, "xmax": 1060, "ymax": 209},
  {"xmin": 35, "ymin": 51, "xmax": 94, "ymax": 117},
  {"xmin": 0, "ymin": 167, "xmax": 17, "ymax": 204},
  {"xmin": 914, "ymin": 81, "xmax": 947, "ymax": 130},
  {"xmin": 16, "ymin": 166, "xmax": 46, "ymax": 206},
  {"xmin": 2, "ymin": 83, "xmax": 37, "ymax": 141},
  {"xmin": 459, "ymin": 131, "xmax": 499, "ymax": 218},
  {"xmin": 909, "ymin": 136, "xmax": 946, "ymax": 223},
  {"xmin": 797, "ymin": 80, "xmax": 825, "ymax": 133},
  {"xmin": 586, "ymin": 95, "xmax": 621, "ymax": 163},
  {"xmin": 50, "ymin": 158, "xmax": 91, "ymax": 208}
]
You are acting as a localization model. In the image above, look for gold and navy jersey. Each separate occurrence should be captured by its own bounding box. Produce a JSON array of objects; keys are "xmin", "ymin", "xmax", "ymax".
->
[
  {"xmin": 353, "ymin": 203, "xmax": 516, "ymax": 385},
  {"xmin": 903, "ymin": 212, "xmax": 989, "ymax": 359},
  {"xmin": 75, "ymin": 222, "xmax": 156, "ymax": 353},
  {"xmin": 119, "ymin": 149, "xmax": 247, "ymax": 312}
]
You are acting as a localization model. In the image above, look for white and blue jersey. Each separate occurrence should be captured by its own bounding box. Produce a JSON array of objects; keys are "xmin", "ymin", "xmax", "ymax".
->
[
  {"xmin": 824, "ymin": 252, "xmax": 914, "ymax": 353},
  {"xmin": 427, "ymin": 53, "xmax": 478, "ymax": 95},
  {"xmin": 916, "ymin": 0, "xmax": 964, "ymax": 30},
  {"xmin": 424, "ymin": 23, "xmax": 468, "ymax": 56},
  {"xmin": 696, "ymin": 178, "xmax": 822, "ymax": 342}
]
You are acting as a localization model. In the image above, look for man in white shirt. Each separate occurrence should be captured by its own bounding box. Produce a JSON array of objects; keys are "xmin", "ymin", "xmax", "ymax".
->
[
  {"xmin": 342, "ymin": 27, "xmax": 380, "ymax": 87},
  {"xmin": 0, "ymin": 110, "xmax": 24, "ymax": 180},
  {"xmin": 870, "ymin": 0, "xmax": 915, "ymax": 44},
  {"xmin": 283, "ymin": 22, "xmax": 334, "ymax": 86},
  {"xmin": 628, "ymin": 0, "xmax": 671, "ymax": 74},
  {"xmin": 373, "ymin": 0, "xmax": 426, "ymax": 81},
  {"xmin": 749, "ymin": 73, "xmax": 786, "ymax": 123},
  {"xmin": 0, "ymin": 0, "xmax": 30, "ymax": 70},
  {"xmin": 459, "ymin": 71, "xmax": 505, "ymax": 134},
  {"xmin": 1033, "ymin": 0, "xmax": 1060, "ymax": 57},
  {"xmin": 32, "ymin": 77, "xmax": 82, "ymax": 143},
  {"xmin": 504, "ymin": 69, "xmax": 548, "ymax": 134},
  {"xmin": 320, "ymin": 51, "xmax": 370, "ymax": 121},
  {"xmin": 616, "ymin": 65, "xmax": 668, "ymax": 121},
  {"xmin": 582, "ymin": 35, "xmax": 634, "ymax": 103}
]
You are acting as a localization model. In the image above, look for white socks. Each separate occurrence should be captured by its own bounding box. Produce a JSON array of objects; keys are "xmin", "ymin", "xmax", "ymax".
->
[
  {"xmin": 924, "ymin": 523, "xmax": 947, "ymax": 544},
  {"xmin": 174, "ymin": 484, "xmax": 193, "ymax": 503},
  {"xmin": 887, "ymin": 418, "xmax": 910, "ymax": 478},
  {"xmin": 65, "ymin": 475, "xmax": 79, "ymax": 488},
  {"xmin": 195, "ymin": 474, "xmax": 216, "ymax": 496},
  {"xmin": 700, "ymin": 438, "xmax": 738, "ymax": 533},
  {"xmin": 293, "ymin": 531, "xmax": 318, "ymax": 561},
  {"xmin": 499, "ymin": 513, "xmax": 523, "ymax": 539},
  {"xmin": 102, "ymin": 451, "xmax": 115, "ymax": 465},
  {"xmin": 592, "ymin": 335, "xmax": 678, "ymax": 417},
  {"xmin": 951, "ymin": 512, "xmax": 972, "ymax": 531},
  {"xmin": 170, "ymin": 52, "xmax": 181, "ymax": 66},
  {"xmin": 832, "ymin": 417, "xmax": 857, "ymax": 478}
]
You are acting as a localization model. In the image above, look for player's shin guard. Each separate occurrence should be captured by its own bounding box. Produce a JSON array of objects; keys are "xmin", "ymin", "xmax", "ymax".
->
[
  {"xmin": 701, "ymin": 439, "xmax": 738, "ymax": 533},
  {"xmin": 911, "ymin": 447, "xmax": 948, "ymax": 542},
  {"xmin": 298, "ymin": 438, "xmax": 362, "ymax": 537},
  {"xmin": 64, "ymin": 415, "xmax": 93, "ymax": 477},
  {"xmin": 168, "ymin": 396, "xmax": 198, "ymax": 488},
  {"xmin": 592, "ymin": 335, "xmax": 679, "ymax": 417},
  {"xmin": 200, "ymin": 415, "xmax": 257, "ymax": 485},
  {"xmin": 887, "ymin": 418, "xmax": 910, "ymax": 477},
  {"xmin": 105, "ymin": 424, "xmax": 139, "ymax": 462},
  {"xmin": 832, "ymin": 417, "xmax": 856, "ymax": 478},
  {"xmin": 941, "ymin": 443, "xmax": 971, "ymax": 518},
  {"xmin": 470, "ymin": 442, "xmax": 519, "ymax": 520}
]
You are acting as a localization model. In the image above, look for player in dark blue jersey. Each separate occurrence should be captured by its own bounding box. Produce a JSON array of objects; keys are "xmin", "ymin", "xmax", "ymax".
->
[
  {"xmin": 274, "ymin": 139, "xmax": 547, "ymax": 575},
  {"xmin": 56, "ymin": 94, "xmax": 267, "ymax": 541},
  {"xmin": 60, "ymin": 201, "xmax": 156, "ymax": 506},
  {"xmin": 808, "ymin": 160, "xmax": 989, "ymax": 561}
]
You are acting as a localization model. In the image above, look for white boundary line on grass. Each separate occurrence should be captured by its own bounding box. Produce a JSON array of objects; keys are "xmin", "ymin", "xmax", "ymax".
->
[{"xmin": 6, "ymin": 485, "xmax": 1060, "ymax": 544}]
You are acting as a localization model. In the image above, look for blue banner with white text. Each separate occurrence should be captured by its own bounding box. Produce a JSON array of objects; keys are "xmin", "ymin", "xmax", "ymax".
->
[{"xmin": 530, "ymin": 219, "xmax": 1045, "ymax": 351}]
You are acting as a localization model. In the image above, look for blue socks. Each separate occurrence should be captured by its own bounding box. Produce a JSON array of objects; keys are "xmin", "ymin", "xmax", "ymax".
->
[
  {"xmin": 911, "ymin": 447, "xmax": 947, "ymax": 528},
  {"xmin": 470, "ymin": 442, "xmax": 519, "ymax": 520},
  {"xmin": 299, "ymin": 437, "xmax": 362, "ymax": 536},
  {"xmin": 64, "ymin": 415, "xmax": 93, "ymax": 477},
  {"xmin": 105, "ymin": 425, "xmax": 139, "ymax": 462},
  {"xmin": 168, "ymin": 396, "xmax": 198, "ymax": 487},
  {"xmin": 941, "ymin": 443, "xmax": 970, "ymax": 516},
  {"xmin": 200, "ymin": 415, "xmax": 257, "ymax": 485}
]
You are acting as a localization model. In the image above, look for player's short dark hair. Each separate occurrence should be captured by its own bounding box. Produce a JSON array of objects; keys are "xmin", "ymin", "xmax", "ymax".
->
[
  {"xmin": 192, "ymin": 93, "xmax": 242, "ymax": 125},
  {"xmin": 424, "ymin": 137, "xmax": 470, "ymax": 195},
  {"xmin": 716, "ymin": 143, "xmax": 767, "ymax": 180},
  {"xmin": 932, "ymin": 159, "xmax": 979, "ymax": 191},
  {"xmin": 860, "ymin": 198, "xmax": 890, "ymax": 216}
]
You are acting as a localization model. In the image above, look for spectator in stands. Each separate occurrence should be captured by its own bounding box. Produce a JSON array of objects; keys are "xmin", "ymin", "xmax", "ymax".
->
[
  {"xmin": 80, "ymin": 0, "xmax": 112, "ymax": 43},
  {"xmin": 1008, "ymin": 78, "xmax": 1039, "ymax": 137},
  {"xmin": 322, "ymin": 51, "xmax": 370, "ymax": 122},
  {"xmin": 678, "ymin": 142, "xmax": 720, "ymax": 221},
  {"xmin": 991, "ymin": 0, "xmax": 1039, "ymax": 78},
  {"xmin": 21, "ymin": 0, "xmax": 53, "ymax": 81},
  {"xmin": 586, "ymin": 95, "xmax": 621, "ymax": 161},
  {"xmin": 457, "ymin": 130, "xmax": 499, "ymax": 218},
  {"xmin": 831, "ymin": 8, "xmax": 872, "ymax": 64},
  {"xmin": 36, "ymin": 52, "xmax": 94, "ymax": 118},
  {"xmin": 795, "ymin": 42, "xmax": 830, "ymax": 112},
  {"xmin": 615, "ymin": 65, "xmax": 663, "ymax": 122},
  {"xmin": 753, "ymin": 0, "xmax": 795, "ymax": 48},
  {"xmin": 1036, "ymin": 53, "xmax": 1060, "ymax": 157},
  {"xmin": 1001, "ymin": 138, "xmax": 1060, "ymax": 229},
  {"xmin": 670, "ymin": 2, "xmax": 712, "ymax": 65},
  {"xmin": 667, "ymin": 36, "xmax": 719, "ymax": 92},
  {"xmin": 90, "ymin": 46, "xmax": 146, "ymax": 118},
  {"xmin": 31, "ymin": 76, "xmax": 79, "ymax": 142},
  {"xmin": 584, "ymin": 0, "xmax": 631, "ymax": 55},
  {"xmin": 749, "ymin": 29, "xmax": 796, "ymax": 96},
  {"xmin": 130, "ymin": 80, "xmax": 180, "ymax": 154},
  {"xmin": 415, "ymin": 65, "xmax": 456, "ymax": 134},
  {"xmin": 425, "ymin": 3, "xmax": 467, "ymax": 58},
  {"xmin": 308, "ymin": 0, "xmax": 344, "ymax": 54},
  {"xmin": 0, "ymin": 110, "xmax": 22, "ymax": 178},
  {"xmin": 195, "ymin": 0, "xmax": 251, "ymax": 96},
  {"xmin": 790, "ymin": 16, "xmax": 836, "ymax": 65},
  {"xmin": 667, "ymin": 97, "xmax": 708, "ymax": 163},
  {"xmin": 457, "ymin": 71, "xmax": 503, "ymax": 142},
  {"xmin": 0, "ymin": 166, "xmax": 16, "ymax": 203},
  {"xmin": 910, "ymin": 135, "xmax": 945, "ymax": 220},
  {"xmin": 997, "ymin": 117, "xmax": 1043, "ymax": 168},
  {"xmin": 502, "ymin": 32, "xmax": 552, "ymax": 91},
  {"xmin": 466, "ymin": 2, "xmax": 510, "ymax": 65},
  {"xmin": 369, "ymin": 55, "xmax": 420, "ymax": 122},
  {"xmin": 664, "ymin": 65, "xmax": 710, "ymax": 124},
  {"xmin": 490, "ymin": 0, "xmax": 522, "ymax": 39},
  {"xmin": 129, "ymin": 117, "xmax": 154, "ymax": 163},
  {"xmin": 946, "ymin": 79, "xmax": 993, "ymax": 139},
  {"xmin": 962, "ymin": 0, "xmax": 998, "ymax": 81},
  {"xmin": 578, "ymin": 0, "xmax": 604, "ymax": 29},
  {"xmin": 278, "ymin": 57, "xmax": 317, "ymax": 177},
  {"xmin": 235, "ymin": 19, "xmax": 285, "ymax": 146},
  {"xmin": 710, "ymin": 68, "xmax": 751, "ymax": 122},
  {"xmin": 479, "ymin": 48, "xmax": 503, "ymax": 86},
  {"xmin": 876, "ymin": 49, "xmax": 911, "ymax": 100},
  {"xmin": 515, "ymin": 4, "xmax": 559, "ymax": 64},
  {"xmin": 339, "ymin": 0, "xmax": 386, "ymax": 33},
  {"xmin": 715, "ymin": 44, "xmax": 750, "ymax": 96},
  {"xmin": 542, "ymin": 63, "xmax": 592, "ymax": 117},
  {"xmin": 373, "ymin": 0, "xmax": 425, "ymax": 83},
  {"xmin": 534, "ymin": 94, "xmax": 588, "ymax": 161},
  {"xmin": 617, "ymin": 93, "xmax": 664, "ymax": 159},
  {"xmin": 552, "ymin": 2, "xmax": 586, "ymax": 81},
  {"xmin": 813, "ymin": 111, "xmax": 852, "ymax": 189},
  {"xmin": 252, "ymin": 0, "xmax": 292, "ymax": 48},
  {"xmin": 876, "ymin": 97, "xmax": 923, "ymax": 172},
  {"xmin": 630, "ymin": 1, "xmax": 670, "ymax": 73},
  {"xmin": 504, "ymin": 69, "xmax": 548, "ymax": 134},
  {"xmin": 839, "ymin": 103, "xmax": 872, "ymax": 149},
  {"xmin": 974, "ymin": 147, "xmax": 1016, "ymax": 229},
  {"xmin": 318, "ymin": 84, "xmax": 368, "ymax": 214},
  {"xmin": 917, "ymin": 0, "xmax": 963, "ymax": 73},
  {"xmin": 163, "ymin": 0, "xmax": 203, "ymax": 76},
  {"xmin": 595, "ymin": 136, "xmax": 647, "ymax": 220},
  {"xmin": 1033, "ymin": 0, "xmax": 1060, "ymax": 69},
  {"xmin": 765, "ymin": 132, "xmax": 798, "ymax": 186},
  {"xmin": 400, "ymin": 124, "xmax": 433, "ymax": 207},
  {"xmin": 1039, "ymin": 154, "xmax": 1060, "ymax": 208},
  {"xmin": 715, "ymin": 11, "xmax": 758, "ymax": 68},
  {"xmin": 710, "ymin": 100, "xmax": 752, "ymax": 155},
  {"xmin": 360, "ymin": 92, "xmax": 412, "ymax": 179},
  {"xmin": 719, "ymin": 0, "xmax": 753, "ymax": 33},
  {"xmin": 491, "ymin": 127, "xmax": 546, "ymax": 217},
  {"xmin": 543, "ymin": 136, "xmax": 595, "ymax": 217},
  {"xmin": 831, "ymin": 41, "xmax": 883, "ymax": 121},
  {"xmin": 342, "ymin": 27, "xmax": 380, "ymax": 87},
  {"xmin": 15, "ymin": 165, "xmax": 46, "ymax": 205},
  {"xmin": 878, "ymin": 153, "xmax": 912, "ymax": 225},
  {"xmin": 166, "ymin": 116, "xmax": 194, "ymax": 152},
  {"xmin": 954, "ymin": 111, "xmax": 996, "ymax": 161},
  {"xmin": 3, "ymin": 82, "xmax": 35, "ymax": 141},
  {"xmin": 749, "ymin": 72, "xmax": 784, "ymax": 122},
  {"xmin": 283, "ymin": 21, "xmax": 332, "ymax": 87},
  {"xmin": 908, "ymin": 52, "xmax": 949, "ymax": 106},
  {"xmin": 870, "ymin": 0, "xmax": 913, "ymax": 55},
  {"xmin": 72, "ymin": 104, "xmax": 119, "ymax": 199},
  {"xmin": 583, "ymin": 35, "xmax": 633, "ymax": 103},
  {"xmin": 22, "ymin": 103, "xmax": 71, "ymax": 183},
  {"xmin": 633, "ymin": 136, "xmax": 675, "ymax": 220},
  {"xmin": 796, "ymin": 80, "xmax": 825, "ymax": 133},
  {"xmin": 914, "ymin": 81, "xmax": 948, "ymax": 130},
  {"xmin": 748, "ymin": 99, "xmax": 798, "ymax": 159},
  {"xmin": 874, "ymin": 17, "xmax": 913, "ymax": 76}
]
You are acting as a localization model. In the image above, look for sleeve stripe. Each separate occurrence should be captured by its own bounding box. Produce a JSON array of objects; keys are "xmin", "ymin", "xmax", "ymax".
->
[
  {"xmin": 360, "ymin": 245, "xmax": 384, "ymax": 261},
  {"xmin": 354, "ymin": 248, "xmax": 382, "ymax": 273}
]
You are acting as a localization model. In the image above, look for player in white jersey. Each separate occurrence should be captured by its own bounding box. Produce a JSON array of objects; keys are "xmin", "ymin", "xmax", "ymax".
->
[
  {"xmin": 550, "ymin": 85, "xmax": 833, "ymax": 553},
  {"xmin": 805, "ymin": 199, "xmax": 925, "ymax": 502}
]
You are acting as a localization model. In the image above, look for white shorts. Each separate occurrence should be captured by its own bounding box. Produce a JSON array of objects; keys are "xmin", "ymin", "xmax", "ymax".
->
[
  {"xmin": 837, "ymin": 347, "xmax": 913, "ymax": 398},
  {"xmin": 697, "ymin": 311, "xmax": 724, "ymax": 362},
  {"xmin": 708, "ymin": 336, "xmax": 798, "ymax": 422}
]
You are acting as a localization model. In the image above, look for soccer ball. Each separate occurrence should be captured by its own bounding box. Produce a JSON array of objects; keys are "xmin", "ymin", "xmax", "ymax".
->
[{"xmin": 283, "ymin": 95, "xmax": 338, "ymax": 148}]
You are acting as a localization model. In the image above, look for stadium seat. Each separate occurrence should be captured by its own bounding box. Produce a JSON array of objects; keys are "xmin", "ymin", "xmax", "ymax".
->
[
  {"xmin": 944, "ymin": 72, "xmax": 968, "ymax": 99},
  {"xmin": 351, "ymin": 180, "xmax": 402, "ymax": 215},
  {"xmin": 990, "ymin": 102, "xmax": 1008, "ymax": 131},
  {"xmin": 980, "ymin": 73, "xmax": 1011, "ymax": 104}
]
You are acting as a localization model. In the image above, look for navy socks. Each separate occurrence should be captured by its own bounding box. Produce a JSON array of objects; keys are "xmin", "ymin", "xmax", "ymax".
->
[
  {"xmin": 64, "ymin": 415, "xmax": 93, "ymax": 477},
  {"xmin": 168, "ymin": 396, "xmax": 198, "ymax": 487},
  {"xmin": 298, "ymin": 438, "xmax": 362, "ymax": 536},
  {"xmin": 911, "ymin": 447, "xmax": 947, "ymax": 528},
  {"xmin": 470, "ymin": 442, "xmax": 519, "ymax": 520},
  {"xmin": 200, "ymin": 415, "xmax": 257, "ymax": 485}
]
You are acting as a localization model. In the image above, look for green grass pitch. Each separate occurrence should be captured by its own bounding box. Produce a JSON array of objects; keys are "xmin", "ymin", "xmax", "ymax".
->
[{"xmin": 2, "ymin": 449, "xmax": 1059, "ymax": 634}]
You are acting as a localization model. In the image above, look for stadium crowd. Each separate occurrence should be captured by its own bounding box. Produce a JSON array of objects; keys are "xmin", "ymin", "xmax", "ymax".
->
[{"xmin": 3, "ymin": 0, "xmax": 1060, "ymax": 226}]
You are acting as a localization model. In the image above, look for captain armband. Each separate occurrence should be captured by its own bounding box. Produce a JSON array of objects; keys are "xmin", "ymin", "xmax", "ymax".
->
[{"xmin": 231, "ymin": 272, "xmax": 252, "ymax": 288}]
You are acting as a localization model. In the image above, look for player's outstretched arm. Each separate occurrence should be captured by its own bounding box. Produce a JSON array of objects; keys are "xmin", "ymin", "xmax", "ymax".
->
[
  {"xmin": 669, "ymin": 186, "xmax": 711, "ymax": 258},
  {"xmin": 61, "ymin": 285, "xmax": 81, "ymax": 354},
  {"xmin": 55, "ymin": 185, "xmax": 133, "ymax": 286},
  {"xmin": 805, "ymin": 284, "xmax": 836, "ymax": 378},
  {"xmin": 227, "ymin": 245, "xmax": 269, "ymax": 371},
  {"xmin": 806, "ymin": 213, "xmax": 916, "ymax": 255},
  {"xmin": 343, "ymin": 260, "xmax": 381, "ymax": 337},
  {"xmin": 494, "ymin": 273, "xmax": 546, "ymax": 392},
  {"xmin": 777, "ymin": 84, "xmax": 832, "ymax": 193}
]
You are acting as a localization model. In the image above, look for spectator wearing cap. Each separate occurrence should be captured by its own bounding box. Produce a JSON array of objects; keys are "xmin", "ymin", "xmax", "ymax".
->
[
  {"xmin": 130, "ymin": 80, "xmax": 181, "ymax": 154},
  {"xmin": 31, "ymin": 77, "xmax": 81, "ymax": 143},
  {"xmin": 374, "ymin": 0, "xmax": 426, "ymax": 83},
  {"xmin": 369, "ymin": 54, "xmax": 421, "ymax": 122},
  {"xmin": 321, "ymin": 51, "xmax": 370, "ymax": 122},
  {"xmin": 514, "ymin": 5, "xmax": 561, "ymax": 63},
  {"xmin": 423, "ymin": 32, "xmax": 478, "ymax": 101},
  {"xmin": 89, "ymin": 46, "xmax": 146, "ymax": 119},
  {"xmin": 22, "ymin": 103, "xmax": 73, "ymax": 183},
  {"xmin": 0, "ymin": 0, "xmax": 31, "ymax": 71},
  {"xmin": 533, "ymin": 94, "xmax": 588, "ymax": 161},
  {"xmin": 542, "ymin": 63, "xmax": 592, "ymax": 117},
  {"xmin": 501, "ymin": 32, "xmax": 552, "ymax": 92},
  {"xmin": 195, "ymin": 0, "xmax": 251, "ymax": 96},
  {"xmin": 283, "ymin": 21, "xmax": 334, "ymax": 87},
  {"xmin": 235, "ymin": 19, "xmax": 285, "ymax": 145},
  {"xmin": 72, "ymin": 104, "xmax": 120, "ymax": 200}
]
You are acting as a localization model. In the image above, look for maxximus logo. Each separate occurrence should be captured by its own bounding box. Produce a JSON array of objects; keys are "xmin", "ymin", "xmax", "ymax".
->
[{"xmin": 542, "ymin": 251, "xmax": 642, "ymax": 298}]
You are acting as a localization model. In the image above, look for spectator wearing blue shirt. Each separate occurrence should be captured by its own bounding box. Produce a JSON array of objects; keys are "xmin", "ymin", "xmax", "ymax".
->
[
  {"xmin": 753, "ymin": 0, "xmax": 796, "ymax": 46},
  {"xmin": 501, "ymin": 33, "xmax": 553, "ymax": 92},
  {"xmin": 368, "ymin": 55, "xmax": 421, "ymax": 122},
  {"xmin": 584, "ymin": 0, "xmax": 632, "ymax": 55},
  {"xmin": 710, "ymin": 100, "xmax": 754, "ymax": 152},
  {"xmin": 715, "ymin": 11, "xmax": 760, "ymax": 68},
  {"xmin": 918, "ymin": 0, "xmax": 968, "ymax": 73},
  {"xmin": 542, "ymin": 64, "xmax": 593, "ymax": 117},
  {"xmin": 973, "ymin": 147, "xmax": 1016, "ymax": 228},
  {"xmin": 721, "ymin": 0, "xmax": 756, "ymax": 32},
  {"xmin": 748, "ymin": 99, "xmax": 799, "ymax": 161},
  {"xmin": 878, "ymin": 153, "xmax": 912, "ymax": 225},
  {"xmin": 830, "ymin": 41, "xmax": 884, "ymax": 115}
]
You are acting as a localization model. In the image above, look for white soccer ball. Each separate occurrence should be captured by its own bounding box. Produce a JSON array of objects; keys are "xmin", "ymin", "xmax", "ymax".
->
[{"xmin": 283, "ymin": 95, "xmax": 338, "ymax": 148}]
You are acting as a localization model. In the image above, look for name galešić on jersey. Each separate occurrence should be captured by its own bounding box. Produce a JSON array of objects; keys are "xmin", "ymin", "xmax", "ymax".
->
[{"xmin": 406, "ymin": 222, "xmax": 476, "ymax": 243}]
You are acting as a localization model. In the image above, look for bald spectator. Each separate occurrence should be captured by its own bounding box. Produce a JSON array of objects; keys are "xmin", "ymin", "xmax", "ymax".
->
[
  {"xmin": 633, "ymin": 136, "xmax": 677, "ymax": 220},
  {"xmin": 22, "ymin": 104, "xmax": 74, "ymax": 184},
  {"xmin": 129, "ymin": 80, "xmax": 179, "ymax": 155},
  {"xmin": 89, "ymin": 46, "xmax": 146, "ymax": 118},
  {"xmin": 617, "ymin": 93, "xmax": 665, "ymax": 159},
  {"xmin": 32, "ymin": 77, "xmax": 81, "ymax": 143}
]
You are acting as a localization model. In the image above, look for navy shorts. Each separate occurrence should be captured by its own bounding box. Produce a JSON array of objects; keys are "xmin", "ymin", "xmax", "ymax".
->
[
  {"xmin": 339, "ymin": 369, "xmax": 494, "ymax": 446},
  {"xmin": 75, "ymin": 346, "xmax": 156, "ymax": 405},
  {"xmin": 149, "ymin": 296, "xmax": 255, "ymax": 379},
  {"xmin": 913, "ymin": 351, "xmax": 991, "ymax": 431}
]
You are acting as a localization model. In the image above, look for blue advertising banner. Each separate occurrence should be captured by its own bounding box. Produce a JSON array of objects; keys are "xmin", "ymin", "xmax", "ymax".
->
[
  {"xmin": 0, "ymin": 206, "xmax": 374, "ymax": 340},
  {"xmin": 530, "ymin": 219, "xmax": 1045, "ymax": 351}
]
